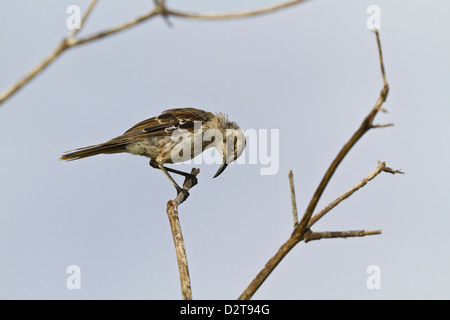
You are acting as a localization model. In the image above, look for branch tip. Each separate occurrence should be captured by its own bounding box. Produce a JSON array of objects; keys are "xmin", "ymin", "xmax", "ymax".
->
[
  {"xmin": 304, "ymin": 229, "xmax": 382, "ymax": 243},
  {"xmin": 371, "ymin": 123, "xmax": 394, "ymax": 129},
  {"xmin": 288, "ymin": 170, "xmax": 299, "ymax": 228}
]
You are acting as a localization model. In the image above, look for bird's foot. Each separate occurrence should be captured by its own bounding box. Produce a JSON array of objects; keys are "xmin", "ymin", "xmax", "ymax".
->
[
  {"xmin": 176, "ymin": 186, "xmax": 190, "ymax": 200},
  {"xmin": 186, "ymin": 174, "xmax": 198, "ymax": 187}
]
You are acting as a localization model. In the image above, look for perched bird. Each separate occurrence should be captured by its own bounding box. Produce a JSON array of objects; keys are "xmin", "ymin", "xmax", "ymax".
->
[{"xmin": 60, "ymin": 108, "xmax": 246, "ymax": 197}]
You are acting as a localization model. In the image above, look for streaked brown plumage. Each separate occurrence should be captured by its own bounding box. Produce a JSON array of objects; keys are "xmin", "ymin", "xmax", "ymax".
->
[{"xmin": 60, "ymin": 107, "xmax": 246, "ymax": 197}]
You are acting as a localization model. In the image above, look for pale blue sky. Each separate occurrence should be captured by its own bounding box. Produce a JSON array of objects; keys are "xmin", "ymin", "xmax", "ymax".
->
[{"xmin": 0, "ymin": 0, "xmax": 449, "ymax": 299}]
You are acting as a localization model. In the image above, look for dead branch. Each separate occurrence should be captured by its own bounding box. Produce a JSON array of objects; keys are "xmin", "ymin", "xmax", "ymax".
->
[
  {"xmin": 0, "ymin": 0, "xmax": 309, "ymax": 107},
  {"xmin": 69, "ymin": 0, "xmax": 98, "ymax": 38},
  {"xmin": 238, "ymin": 30, "xmax": 395, "ymax": 300},
  {"xmin": 0, "ymin": 0, "xmax": 99, "ymax": 106},
  {"xmin": 289, "ymin": 170, "xmax": 299, "ymax": 227},
  {"xmin": 371, "ymin": 123, "xmax": 394, "ymax": 129},
  {"xmin": 307, "ymin": 161, "xmax": 403, "ymax": 228},
  {"xmin": 304, "ymin": 229, "xmax": 382, "ymax": 242},
  {"xmin": 165, "ymin": 0, "xmax": 309, "ymax": 20},
  {"xmin": 166, "ymin": 168, "xmax": 199, "ymax": 300}
]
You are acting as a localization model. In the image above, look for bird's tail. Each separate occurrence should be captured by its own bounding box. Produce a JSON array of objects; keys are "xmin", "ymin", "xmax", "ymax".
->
[{"xmin": 59, "ymin": 141, "xmax": 126, "ymax": 161}]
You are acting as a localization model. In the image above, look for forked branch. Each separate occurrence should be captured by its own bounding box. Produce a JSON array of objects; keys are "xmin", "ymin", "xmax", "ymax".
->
[
  {"xmin": 0, "ymin": 0, "xmax": 309, "ymax": 106},
  {"xmin": 238, "ymin": 30, "xmax": 397, "ymax": 300}
]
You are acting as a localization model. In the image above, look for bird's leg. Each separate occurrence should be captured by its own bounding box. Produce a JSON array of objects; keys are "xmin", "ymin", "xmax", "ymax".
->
[
  {"xmin": 164, "ymin": 167, "xmax": 198, "ymax": 186},
  {"xmin": 149, "ymin": 160, "xmax": 190, "ymax": 198},
  {"xmin": 149, "ymin": 160, "xmax": 198, "ymax": 185}
]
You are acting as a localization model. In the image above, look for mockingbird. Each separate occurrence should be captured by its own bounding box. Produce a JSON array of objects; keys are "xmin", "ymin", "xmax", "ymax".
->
[{"xmin": 60, "ymin": 107, "xmax": 246, "ymax": 197}]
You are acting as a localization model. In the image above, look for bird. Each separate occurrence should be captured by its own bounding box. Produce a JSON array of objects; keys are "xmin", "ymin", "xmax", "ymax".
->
[{"xmin": 59, "ymin": 107, "xmax": 246, "ymax": 198}]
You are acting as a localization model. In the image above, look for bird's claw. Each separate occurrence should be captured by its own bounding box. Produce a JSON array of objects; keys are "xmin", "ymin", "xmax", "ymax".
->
[
  {"xmin": 176, "ymin": 186, "xmax": 190, "ymax": 200},
  {"xmin": 187, "ymin": 174, "xmax": 198, "ymax": 187}
]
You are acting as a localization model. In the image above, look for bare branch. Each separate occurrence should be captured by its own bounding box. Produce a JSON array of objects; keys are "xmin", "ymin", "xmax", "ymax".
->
[
  {"xmin": 289, "ymin": 170, "xmax": 299, "ymax": 227},
  {"xmin": 308, "ymin": 161, "xmax": 403, "ymax": 228},
  {"xmin": 304, "ymin": 229, "xmax": 382, "ymax": 242},
  {"xmin": 375, "ymin": 30, "xmax": 387, "ymax": 87},
  {"xmin": 0, "ymin": 1, "xmax": 99, "ymax": 105},
  {"xmin": 0, "ymin": 0, "xmax": 310, "ymax": 107},
  {"xmin": 0, "ymin": 41, "xmax": 68, "ymax": 105},
  {"xmin": 238, "ymin": 30, "xmax": 391, "ymax": 301},
  {"xmin": 295, "ymin": 31, "xmax": 389, "ymax": 236},
  {"xmin": 153, "ymin": 0, "xmax": 173, "ymax": 27},
  {"xmin": 383, "ymin": 166, "xmax": 404, "ymax": 175},
  {"xmin": 166, "ymin": 168, "xmax": 200, "ymax": 300},
  {"xmin": 70, "ymin": 0, "xmax": 98, "ymax": 38},
  {"xmin": 166, "ymin": 0, "xmax": 309, "ymax": 20},
  {"xmin": 371, "ymin": 123, "xmax": 394, "ymax": 129},
  {"xmin": 68, "ymin": 9, "xmax": 159, "ymax": 47}
]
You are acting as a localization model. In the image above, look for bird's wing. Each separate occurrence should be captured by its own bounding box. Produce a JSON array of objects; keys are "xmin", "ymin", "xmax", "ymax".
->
[
  {"xmin": 111, "ymin": 108, "xmax": 214, "ymax": 142},
  {"xmin": 60, "ymin": 108, "xmax": 215, "ymax": 161}
]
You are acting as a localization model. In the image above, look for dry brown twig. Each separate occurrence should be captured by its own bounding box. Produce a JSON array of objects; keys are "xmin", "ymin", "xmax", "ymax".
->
[
  {"xmin": 289, "ymin": 170, "xmax": 299, "ymax": 227},
  {"xmin": 307, "ymin": 160, "xmax": 403, "ymax": 228},
  {"xmin": 0, "ymin": 0, "xmax": 99, "ymax": 106},
  {"xmin": 0, "ymin": 0, "xmax": 309, "ymax": 106},
  {"xmin": 238, "ymin": 30, "xmax": 402, "ymax": 300},
  {"xmin": 166, "ymin": 168, "xmax": 200, "ymax": 300},
  {"xmin": 304, "ymin": 229, "xmax": 382, "ymax": 242}
]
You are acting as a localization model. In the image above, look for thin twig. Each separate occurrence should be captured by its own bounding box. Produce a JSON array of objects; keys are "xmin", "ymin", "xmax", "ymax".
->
[
  {"xmin": 289, "ymin": 170, "xmax": 299, "ymax": 227},
  {"xmin": 0, "ymin": 0, "xmax": 309, "ymax": 107},
  {"xmin": 68, "ymin": 9, "xmax": 159, "ymax": 47},
  {"xmin": 371, "ymin": 123, "xmax": 394, "ymax": 129},
  {"xmin": 0, "ymin": 41, "xmax": 68, "ymax": 105},
  {"xmin": 238, "ymin": 30, "xmax": 390, "ymax": 300},
  {"xmin": 382, "ymin": 164, "xmax": 404, "ymax": 175},
  {"xmin": 304, "ymin": 229, "xmax": 382, "ymax": 242},
  {"xmin": 154, "ymin": 0, "xmax": 172, "ymax": 27},
  {"xmin": 166, "ymin": 0, "xmax": 309, "ymax": 20},
  {"xmin": 70, "ymin": 0, "xmax": 98, "ymax": 38},
  {"xmin": 308, "ymin": 161, "xmax": 403, "ymax": 228},
  {"xmin": 166, "ymin": 168, "xmax": 199, "ymax": 300},
  {"xmin": 0, "ymin": 1, "xmax": 98, "ymax": 105},
  {"xmin": 297, "ymin": 33, "xmax": 389, "ymax": 235},
  {"xmin": 375, "ymin": 30, "xmax": 387, "ymax": 87}
]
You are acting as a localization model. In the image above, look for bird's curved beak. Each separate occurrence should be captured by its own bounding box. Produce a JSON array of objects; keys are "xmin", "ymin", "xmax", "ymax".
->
[{"xmin": 213, "ymin": 160, "xmax": 228, "ymax": 178}]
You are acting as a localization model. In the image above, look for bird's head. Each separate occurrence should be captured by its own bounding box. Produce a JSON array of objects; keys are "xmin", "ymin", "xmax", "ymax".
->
[{"xmin": 213, "ymin": 114, "xmax": 246, "ymax": 178}]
